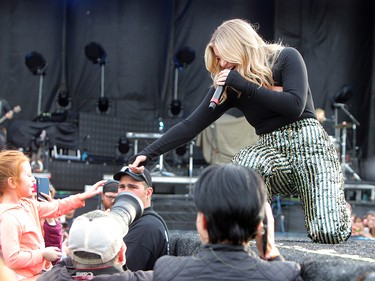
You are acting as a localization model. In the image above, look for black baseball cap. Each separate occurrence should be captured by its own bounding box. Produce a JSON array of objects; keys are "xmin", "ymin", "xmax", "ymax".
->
[
  {"xmin": 113, "ymin": 166, "xmax": 152, "ymax": 187},
  {"xmin": 103, "ymin": 180, "xmax": 119, "ymax": 193}
]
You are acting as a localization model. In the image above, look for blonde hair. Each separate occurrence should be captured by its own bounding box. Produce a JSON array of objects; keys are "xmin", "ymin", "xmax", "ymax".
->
[
  {"xmin": 0, "ymin": 150, "xmax": 30, "ymax": 196},
  {"xmin": 204, "ymin": 19, "xmax": 283, "ymax": 102}
]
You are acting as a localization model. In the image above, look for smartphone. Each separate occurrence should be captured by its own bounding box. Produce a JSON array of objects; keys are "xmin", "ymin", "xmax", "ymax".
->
[{"xmin": 35, "ymin": 177, "xmax": 50, "ymax": 201}]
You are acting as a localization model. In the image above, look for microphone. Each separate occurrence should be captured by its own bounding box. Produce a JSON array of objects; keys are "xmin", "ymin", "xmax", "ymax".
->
[{"xmin": 208, "ymin": 86, "xmax": 225, "ymax": 110}]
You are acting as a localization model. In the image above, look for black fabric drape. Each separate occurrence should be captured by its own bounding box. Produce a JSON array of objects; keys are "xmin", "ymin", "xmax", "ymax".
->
[
  {"xmin": 8, "ymin": 120, "xmax": 78, "ymax": 150},
  {"xmin": 0, "ymin": 0, "xmax": 273, "ymax": 120},
  {"xmin": 275, "ymin": 0, "xmax": 374, "ymax": 175},
  {"xmin": 0, "ymin": 0, "xmax": 373, "ymax": 171}
]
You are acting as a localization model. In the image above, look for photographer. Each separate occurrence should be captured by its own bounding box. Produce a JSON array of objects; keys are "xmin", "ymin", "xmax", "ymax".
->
[
  {"xmin": 153, "ymin": 164, "xmax": 303, "ymax": 281},
  {"xmin": 36, "ymin": 192, "xmax": 153, "ymax": 281},
  {"xmin": 113, "ymin": 166, "xmax": 169, "ymax": 271}
]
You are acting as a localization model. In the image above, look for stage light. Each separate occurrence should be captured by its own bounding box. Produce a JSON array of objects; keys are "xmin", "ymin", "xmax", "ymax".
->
[
  {"xmin": 118, "ymin": 137, "xmax": 130, "ymax": 154},
  {"xmin": 57, "ymin": 91, "xmax": 71, "ymax": 108},
  {"xmin": 97, "ymin": 96, "xmax": 110, "ymax": 113},
  {"xmin": 85, "ymin": 42, "xmax": 107, "ymax": 65},
  {"xmin": 331, "ymin": 84, "xmax": 353, "ymax": 104},
  {"xmin": 25, "ymin": 51, "xmax": 47, "ymax": 115},
  {"xmin": 25, "ymin": 51, "xmax": 47, "ymax": 75},
  {"xmin": 330, "ymin": 84, "xmax": 360, "ymax": 155},
  {"xmin": 85, "ymin": 42, "xmax": 111, "ymax": 113},
  {"xmin": 170, "ymin": 46, "xmax": 195, "ymax": 117},
  {"xmin": 175, "ymin": 144, "xmax": 187, "ymax": 156},
  {"xmin": 174, "ymin": 46, "xmax": 195, "ymax": 69},
  {"xmin": 169, "ymin": 99, "xmax": 182, "ymax": 116}
]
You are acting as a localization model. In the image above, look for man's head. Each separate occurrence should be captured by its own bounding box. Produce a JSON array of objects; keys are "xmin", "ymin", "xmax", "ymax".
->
[
  {"xmin": 193, "ymin": 163, "xmax": 266, "ymax": 245},
  {"xmin": 101, "ymin": 180, "xmax": 119, "ymax": 210},
  {"xmin": 68, "ymin": 192, "xmax": 144, "ymax": 268},
  {"xmin": 68, "ymin": 210, "xmax": 126, "ymax": 268},
  {"xmin": 113, "ymin": 166, "xmax": 153, "ymax": 208}
]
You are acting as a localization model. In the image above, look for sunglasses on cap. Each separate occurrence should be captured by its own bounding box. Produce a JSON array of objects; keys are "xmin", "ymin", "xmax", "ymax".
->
[{"xmin": 114, "ymin": 166, "xmax": 152, "ymax": 187}]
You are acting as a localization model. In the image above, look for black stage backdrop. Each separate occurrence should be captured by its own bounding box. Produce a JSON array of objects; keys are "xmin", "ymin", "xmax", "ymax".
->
[{"xmin": 0, "ymin": 0, "xmax": 374, "ymax": 172}]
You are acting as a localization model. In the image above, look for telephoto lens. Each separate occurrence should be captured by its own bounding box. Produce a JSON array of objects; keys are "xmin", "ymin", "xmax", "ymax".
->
[{"xmin": 110, "ymin": 192, "xmax": 144, "ymax": 235}]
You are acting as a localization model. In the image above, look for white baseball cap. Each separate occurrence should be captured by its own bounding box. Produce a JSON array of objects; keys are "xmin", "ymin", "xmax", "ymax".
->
[{"xmin": 68, "ymin": 210, "xmax": 124, "ymax": 265}]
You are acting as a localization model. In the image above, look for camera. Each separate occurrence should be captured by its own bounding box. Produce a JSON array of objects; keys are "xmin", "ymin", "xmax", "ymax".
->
[{"xmin": 110, "ymin": 192, "xmax": 144, "ymax": 235}]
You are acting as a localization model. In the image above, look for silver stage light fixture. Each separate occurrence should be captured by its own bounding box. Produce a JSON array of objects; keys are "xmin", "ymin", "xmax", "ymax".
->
[
  {"xmin": 85, "ymin": 42, "xmax": 110, "ymax": 113},
  {"xmin": 169, "ymin": 46, "xmax": 195, "ymax": 117},
  {"xmin": 25, "ymin": 51, "xmax": 48, "ymax": 116}
]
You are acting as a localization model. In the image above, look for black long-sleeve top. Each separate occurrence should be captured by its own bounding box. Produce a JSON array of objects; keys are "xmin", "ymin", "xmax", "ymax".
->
[{"xmin": 137, "ymin": 47, "xmax": 317, "ymax": 164}]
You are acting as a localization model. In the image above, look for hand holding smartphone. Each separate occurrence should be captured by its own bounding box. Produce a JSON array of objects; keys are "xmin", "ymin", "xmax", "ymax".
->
[
  {"xmin": 262, "ymin": 214, "xmax": 268, "ymax": 257},
  {"xmin": 256, "ymin": 202, "xmax": 281, "ymax": 261}
]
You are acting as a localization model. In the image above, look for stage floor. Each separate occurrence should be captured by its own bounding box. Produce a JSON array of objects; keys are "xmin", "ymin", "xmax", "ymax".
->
[{"xmin": 169, "ymin": 230, "xmax": 375, "ymax": 281}]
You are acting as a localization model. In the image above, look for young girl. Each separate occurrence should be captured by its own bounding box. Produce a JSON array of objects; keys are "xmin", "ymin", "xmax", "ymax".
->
[{"xmin": 0, "ymin": 150, "xmax": 105, "ymax": 279}]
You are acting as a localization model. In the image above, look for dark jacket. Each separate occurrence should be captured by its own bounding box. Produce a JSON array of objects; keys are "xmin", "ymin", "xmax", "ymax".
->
[
  {"xmin": 36, "ymin": 257, "xmax": 153, "ymax": 281},
  {"xmin": 124, "ymin": 206, "xmax": 169, "ymax": 271},
  {"xmin": 154, "ymin": 244, "xmax": 303, "ymax": 281}
]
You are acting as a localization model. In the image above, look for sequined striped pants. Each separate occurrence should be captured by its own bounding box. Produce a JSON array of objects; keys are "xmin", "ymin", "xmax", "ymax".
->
[{"xmin": 232, "ymin": 118, "xmax": 351, "ymax": 244}]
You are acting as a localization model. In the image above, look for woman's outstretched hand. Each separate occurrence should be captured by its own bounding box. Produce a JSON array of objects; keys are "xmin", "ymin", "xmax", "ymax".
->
[{"xmin": 128, "ymin": 155, "xmax": 147, "ymax": 174}]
